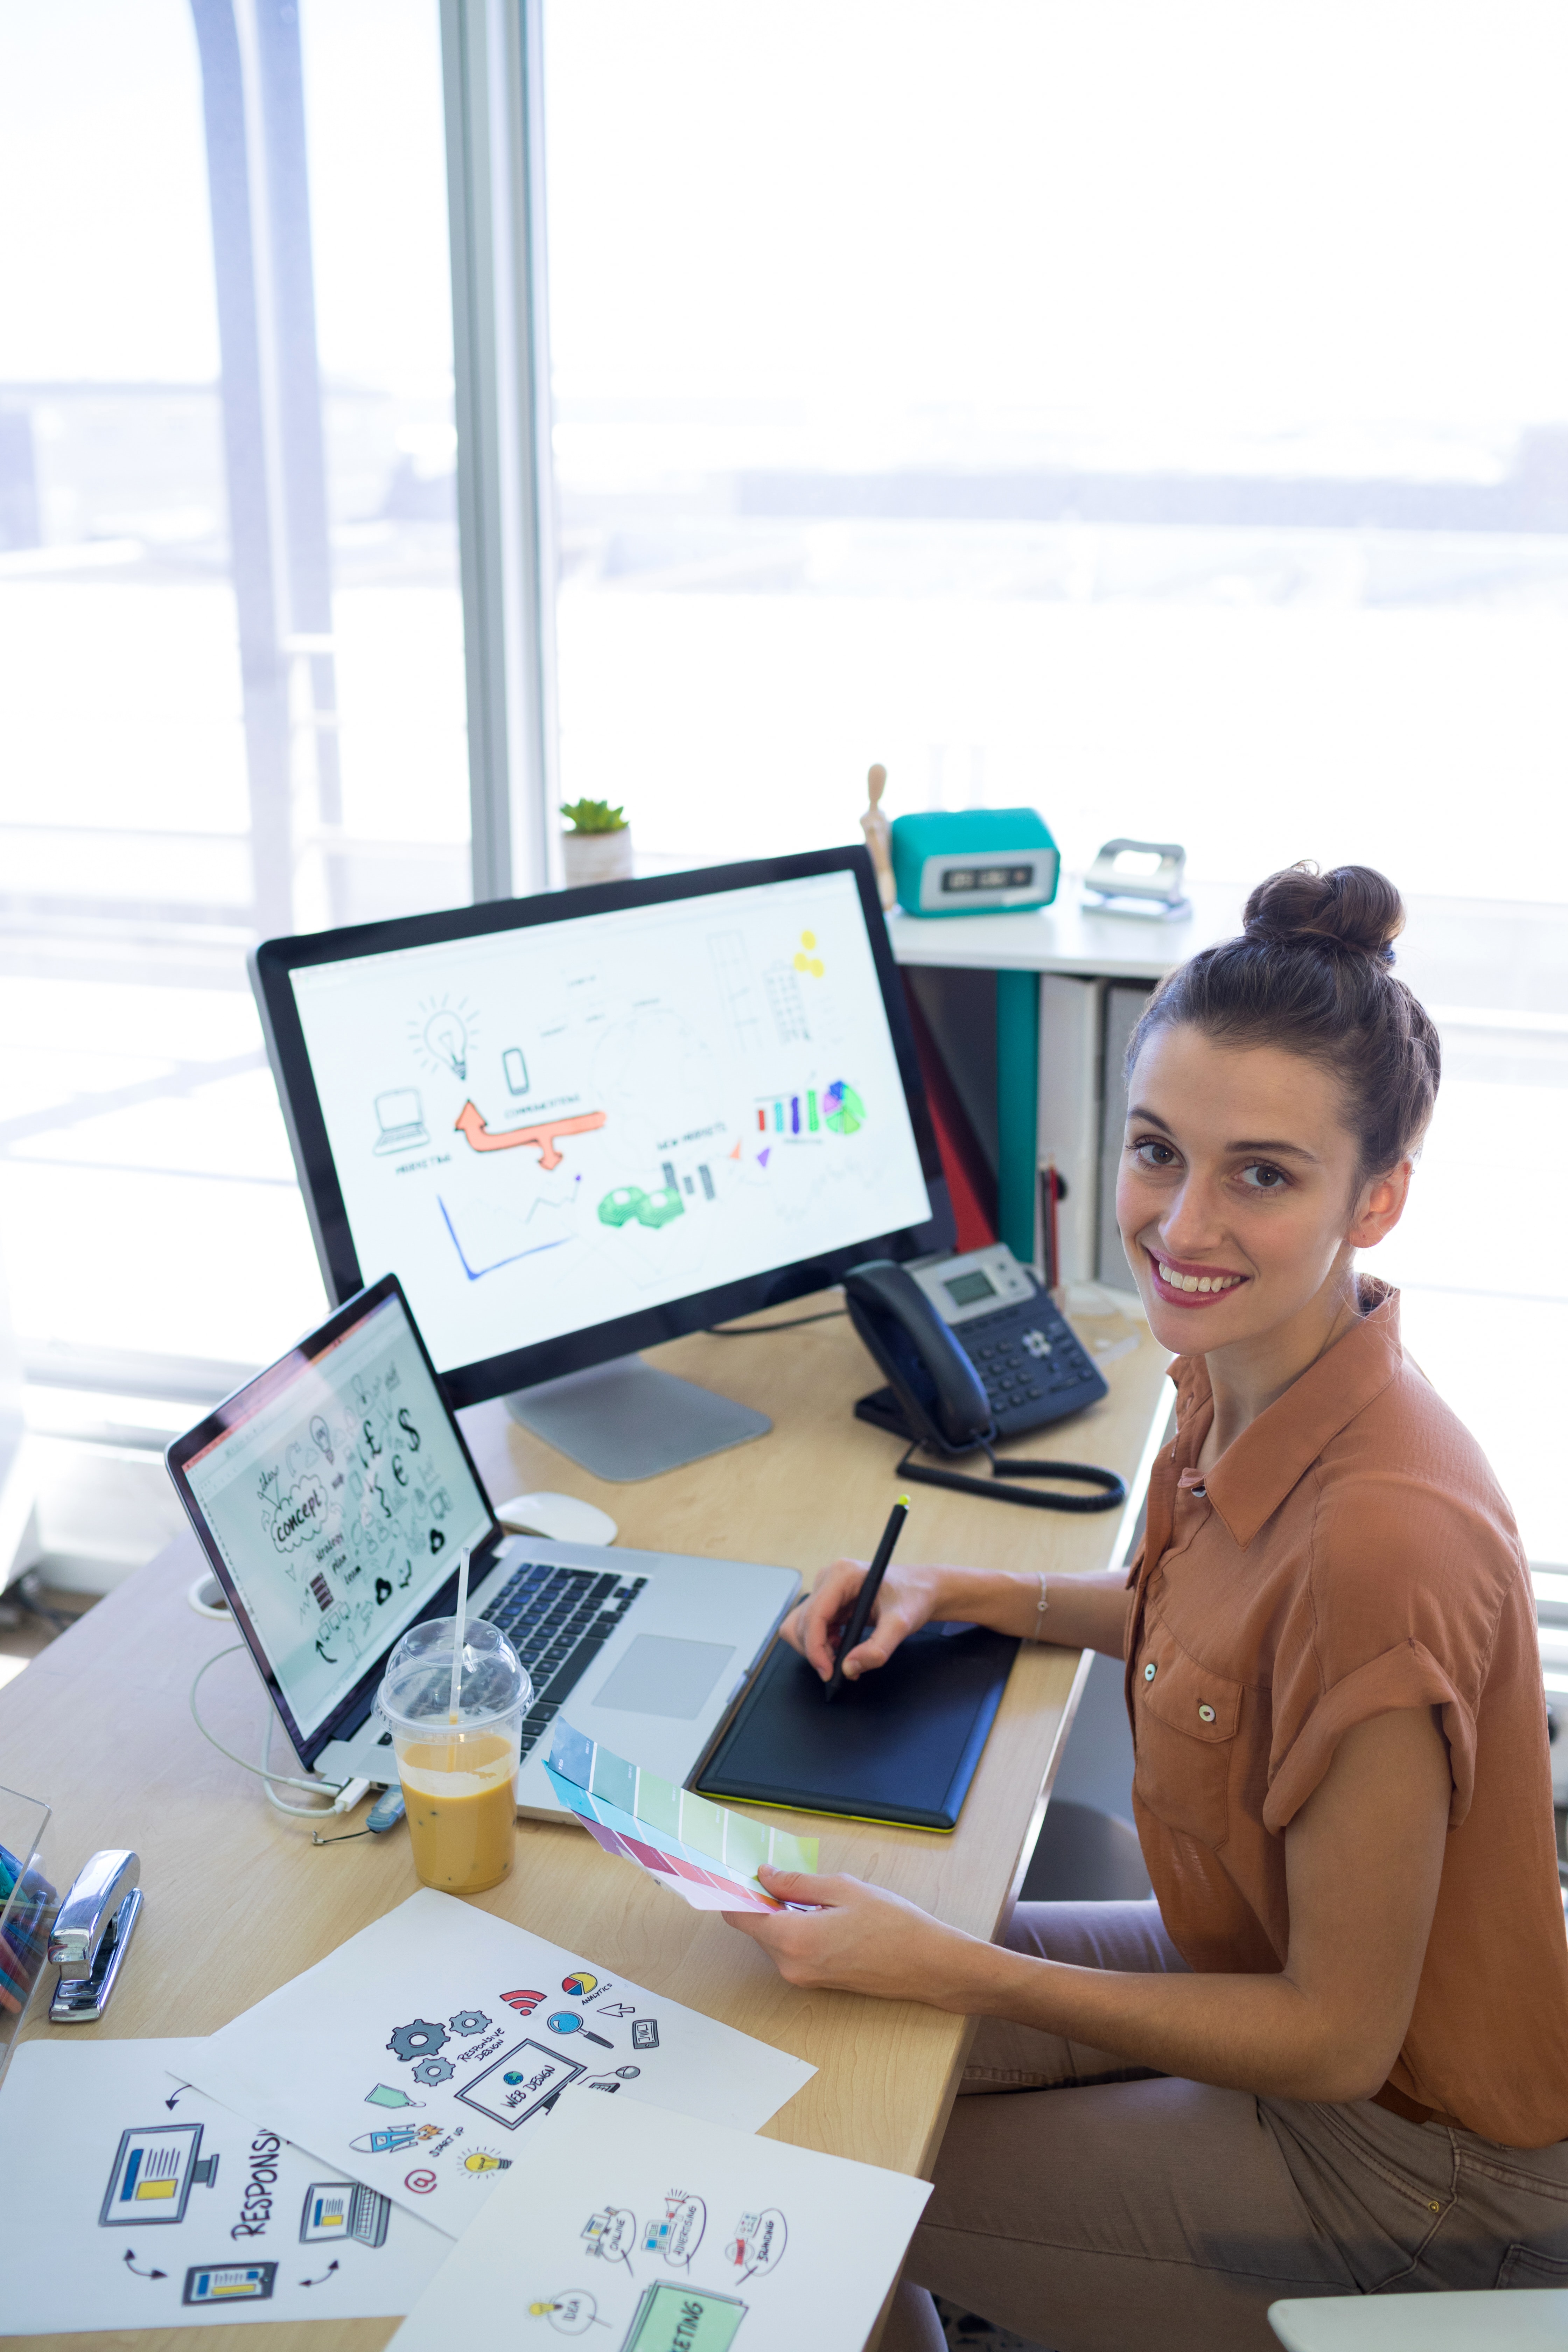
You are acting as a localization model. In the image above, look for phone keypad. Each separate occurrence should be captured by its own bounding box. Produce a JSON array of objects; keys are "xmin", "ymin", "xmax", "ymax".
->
[{"xmin": 960, "ymin": 1301, "xmax": 1105, "ymax": 1436}]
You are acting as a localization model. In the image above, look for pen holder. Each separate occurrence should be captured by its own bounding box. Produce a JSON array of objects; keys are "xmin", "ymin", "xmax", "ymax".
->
[{"xmin": 0, "ymin": 1783, "xmax": 55, "ymax": 2095}]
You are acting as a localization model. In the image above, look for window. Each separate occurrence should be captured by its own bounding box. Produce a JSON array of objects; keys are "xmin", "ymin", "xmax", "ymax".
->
[
  {"xmin": 540, "ymin": 0, "xmax": 1568, "ymax": 1565},
  {"xmin": 542, "ymin": 0, "xmax": 1568, "ymax": 894},
  {"xmin": 0, "ymin": 0, "xmax": 469, "ymax": 1396}
]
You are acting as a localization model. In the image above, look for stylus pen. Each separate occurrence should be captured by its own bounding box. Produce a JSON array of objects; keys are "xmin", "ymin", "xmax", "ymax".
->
[{"xmin": 825, "ymin": 1493, "xmax": 910, "ymax": 1703}]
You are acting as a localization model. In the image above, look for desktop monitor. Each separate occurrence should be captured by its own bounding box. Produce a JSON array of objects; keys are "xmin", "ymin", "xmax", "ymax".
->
[{"xmin": 250, "ymin": 847, "xmax": 952, "ymax": 1476}]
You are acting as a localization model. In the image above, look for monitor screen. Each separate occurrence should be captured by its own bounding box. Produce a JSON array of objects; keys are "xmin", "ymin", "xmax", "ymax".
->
[
  {"xmin": 172, "ymin": 1279, "xmax": 493, "ymax": 1759},
  {"xmin": 253, "ymin": 851, "xmax": 948, "ymax": 1405}
]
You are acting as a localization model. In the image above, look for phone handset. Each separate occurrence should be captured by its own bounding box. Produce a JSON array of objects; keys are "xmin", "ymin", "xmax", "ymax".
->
[{"xmin": 842, "ymin": 1261, "xmax": 1126, "ymax": 1514}]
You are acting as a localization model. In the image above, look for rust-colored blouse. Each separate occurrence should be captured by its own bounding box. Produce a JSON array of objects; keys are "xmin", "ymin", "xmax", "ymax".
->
[{"xmin": 1126, "ymin": 1281, "xmax": 1568, "ymax": 2148}]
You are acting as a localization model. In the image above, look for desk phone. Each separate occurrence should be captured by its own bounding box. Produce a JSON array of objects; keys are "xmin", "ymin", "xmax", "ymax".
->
[{"xmin": 852, "ymin": 1243, "xmax": 1108, "ymax": 1444}]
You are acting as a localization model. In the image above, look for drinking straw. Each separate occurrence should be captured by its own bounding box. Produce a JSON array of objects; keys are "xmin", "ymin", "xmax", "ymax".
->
[{"xmin": 446, "ymin": 1547, "xmax": 471, "ymax": 1768}]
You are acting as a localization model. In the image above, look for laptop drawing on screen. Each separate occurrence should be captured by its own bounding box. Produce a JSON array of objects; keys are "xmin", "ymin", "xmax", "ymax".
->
[
  {"xmin": 372, "ymin": 1089, "xmax": 429, "ymax": 1155},
  {"xmin": 165, "ymin": 1273, "xmax": 799, "ymax": 1816}
]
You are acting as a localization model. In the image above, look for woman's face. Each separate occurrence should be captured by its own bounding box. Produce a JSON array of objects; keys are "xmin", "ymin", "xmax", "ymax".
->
[{"xmin": 1116, "ymin": 1023, "xmax": 1409, "ymax": 1358}]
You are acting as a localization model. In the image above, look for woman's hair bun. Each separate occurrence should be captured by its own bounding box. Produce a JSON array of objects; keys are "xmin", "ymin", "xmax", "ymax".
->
[{"xmin": 1241, "ymin": 862, "xmax": 1404, "ymax": 964}]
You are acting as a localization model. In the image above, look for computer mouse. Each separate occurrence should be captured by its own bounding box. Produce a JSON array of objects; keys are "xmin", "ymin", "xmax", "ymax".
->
[{"xmin": 494, "ymin": 1491, "xmax": 619, "ymax": 1547}]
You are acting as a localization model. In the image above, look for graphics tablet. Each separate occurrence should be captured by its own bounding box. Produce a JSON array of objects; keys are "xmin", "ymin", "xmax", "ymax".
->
[{"xmin": 693, "ymin": 1620, "xmax": 1018, "ymax": 1832}]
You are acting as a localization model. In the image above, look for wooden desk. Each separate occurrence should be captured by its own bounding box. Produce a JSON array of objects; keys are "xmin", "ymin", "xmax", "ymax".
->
[{"xmin": 0, "ymin": 1296, "xmax": 1171, "ymax": 2352}]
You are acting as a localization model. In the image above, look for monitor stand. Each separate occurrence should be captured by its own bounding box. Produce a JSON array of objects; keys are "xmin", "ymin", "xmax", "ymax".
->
[{"xmin": 504, "ymin": 1355, "xmax": 771, "ymax": 1483}]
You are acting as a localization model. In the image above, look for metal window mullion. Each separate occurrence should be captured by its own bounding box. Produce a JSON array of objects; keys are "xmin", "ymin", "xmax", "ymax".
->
[{"xmin": 442, "ymin": 0, "xmax": 559, "ymax": 906}]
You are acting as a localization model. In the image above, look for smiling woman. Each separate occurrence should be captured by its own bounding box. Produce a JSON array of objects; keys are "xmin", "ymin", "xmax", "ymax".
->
[{"xmin": 726, "ymin": 864, "xmax": 1568, "ymax": 2352}]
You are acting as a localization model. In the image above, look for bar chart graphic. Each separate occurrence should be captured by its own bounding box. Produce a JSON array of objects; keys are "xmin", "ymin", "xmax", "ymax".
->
[
  {"xmin": 755, "ymin": 1092, "xmax": 819, "ymax": 1136},
  {"xmin": 753, "ymin": 1083, "xmax": 862, "ymax": 1138}
]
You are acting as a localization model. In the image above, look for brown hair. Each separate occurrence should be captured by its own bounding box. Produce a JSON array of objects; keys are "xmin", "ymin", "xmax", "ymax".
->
[{"xmin": 1126, "ymin": 863, "xmax": 1441, "ymax": 1179}]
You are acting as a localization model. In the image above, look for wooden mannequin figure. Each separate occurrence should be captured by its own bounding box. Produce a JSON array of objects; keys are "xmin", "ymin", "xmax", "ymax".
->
[{"xmin": 861, "ymin": 763, "xmax": 896, "ymax": 910}]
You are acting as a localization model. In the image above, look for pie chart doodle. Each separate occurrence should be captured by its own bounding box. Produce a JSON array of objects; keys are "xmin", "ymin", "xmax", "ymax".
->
[
  {"xmin": 561, "ymin": 1972, "xmax": 597, "ymax": 1998},
  {"xmin": 824, "ymin": 1080, "xmax": 864, "ymax": 1136}
]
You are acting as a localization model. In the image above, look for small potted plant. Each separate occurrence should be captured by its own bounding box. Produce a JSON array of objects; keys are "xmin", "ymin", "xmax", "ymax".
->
[{"xmin": 560, "ymin": 797, "xmax": 633, "ymax": 888}]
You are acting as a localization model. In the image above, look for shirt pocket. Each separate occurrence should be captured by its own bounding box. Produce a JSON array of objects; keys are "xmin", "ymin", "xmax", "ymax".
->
[{"xmin": 1133, "ymin": 1616, "xmax": 1244, "ymax": 1849}]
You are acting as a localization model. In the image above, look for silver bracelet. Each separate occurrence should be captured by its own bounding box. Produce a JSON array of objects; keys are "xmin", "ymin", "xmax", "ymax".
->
[{"xmin": 1032, "ymin": 1571, "xmax": 1049, "ymax": 1641}]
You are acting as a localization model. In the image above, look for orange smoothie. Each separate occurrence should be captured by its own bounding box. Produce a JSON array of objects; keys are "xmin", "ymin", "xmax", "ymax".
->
[{"xmin": 395, "ymin": 1730, "xmax": 519, "ymax": 1894}]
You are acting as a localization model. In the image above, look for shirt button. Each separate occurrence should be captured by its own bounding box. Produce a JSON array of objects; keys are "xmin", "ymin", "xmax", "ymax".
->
[
  {"xmin": 1144, "ymin": 1662, "xmax": 1157, "ymax": 1682},
  {"xmin": 1198, "ymin": 1703, "xmax": 1216, "ymax": 1722}
]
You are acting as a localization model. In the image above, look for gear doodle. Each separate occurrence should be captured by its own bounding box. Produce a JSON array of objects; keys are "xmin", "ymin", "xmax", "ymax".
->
[
  {"xmin": 449, "ymin": 2010, "xmax": 491, "ymax": 2035},
  {"xmin": 411, "ymin": 2054, "xmax": 455, "ymax": 2088},
  {"xmin": 388, "ymin": 2017, "xmax": 450, "ymax": 2064}
]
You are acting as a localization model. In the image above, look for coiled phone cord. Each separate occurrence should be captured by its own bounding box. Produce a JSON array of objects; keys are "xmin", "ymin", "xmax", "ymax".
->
[{"xmin": 895, "ymin": 1439, "xmax": 1126, "ymax": 1514}]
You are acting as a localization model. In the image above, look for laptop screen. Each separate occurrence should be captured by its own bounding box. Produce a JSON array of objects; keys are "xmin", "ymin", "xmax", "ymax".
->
[{"xmin": 176, "ymin": 1282, "xmax": 493, "ymax": 1749}]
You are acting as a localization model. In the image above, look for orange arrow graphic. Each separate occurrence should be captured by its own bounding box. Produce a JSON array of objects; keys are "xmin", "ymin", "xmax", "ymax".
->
[{"xmin": 454, "ymin": 1101, "xmax": 607, "ymax": 1171}]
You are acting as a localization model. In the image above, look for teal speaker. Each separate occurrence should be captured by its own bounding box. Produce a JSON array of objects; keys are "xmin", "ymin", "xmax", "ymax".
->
[{"xmin": 889, "ymin": 808, "xmax": 1060, "ymax": 917}]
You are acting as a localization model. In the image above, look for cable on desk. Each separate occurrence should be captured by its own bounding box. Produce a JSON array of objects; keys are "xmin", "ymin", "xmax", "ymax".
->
[
  {"xmin": 705, "ymin": 1308, "xmax": 847, "ymax": 1336},
  {"xmin": 189, "ymin": 1644, "xmax": 349, "ymax": 1813}
]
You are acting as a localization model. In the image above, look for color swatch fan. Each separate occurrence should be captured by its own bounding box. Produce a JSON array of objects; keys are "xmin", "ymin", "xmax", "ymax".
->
[{"xmin": 546, "ymin": 1723, "xmax": 817, "ymax": 1911}]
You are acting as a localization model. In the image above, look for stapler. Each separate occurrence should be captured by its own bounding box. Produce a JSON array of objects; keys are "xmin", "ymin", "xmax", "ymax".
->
[{"xmin": 48, "ymin": 1849, "xmax": 142, "ymax": 2023}]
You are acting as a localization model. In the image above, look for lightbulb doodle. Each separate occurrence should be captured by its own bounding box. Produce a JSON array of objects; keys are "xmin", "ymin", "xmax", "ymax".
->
[
  {"xmin": 529, "ymin": 2288, "xmax": 608, "ymax": 2333},
  {"xmin": 411, "ymin": 996, "xmax": 476, "ymax": 1081}
]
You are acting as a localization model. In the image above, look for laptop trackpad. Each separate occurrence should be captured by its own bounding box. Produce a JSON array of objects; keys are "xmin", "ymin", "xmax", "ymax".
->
[{"xmin": 593, "ymin": 1635, "xmax": 736, "ymax": 1721}]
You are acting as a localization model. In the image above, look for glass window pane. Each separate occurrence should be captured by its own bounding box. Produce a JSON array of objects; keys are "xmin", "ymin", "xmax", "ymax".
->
[
  {"xmin": 542, "ymin": 0, "xmax": 1568, "ymax": 895},
  {"xmin": 540, "ymin": 0, "xmax": 1568, "ymax": 1568},
  {"xmin": 0, "ymin": 0, "xmax": 467, "ymax": 1385}
]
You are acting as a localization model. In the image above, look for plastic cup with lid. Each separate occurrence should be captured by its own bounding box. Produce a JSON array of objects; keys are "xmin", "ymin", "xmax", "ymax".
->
[{"xmin": 377, "ymin": 1618, "xmax": 531, "ymax": 1895}]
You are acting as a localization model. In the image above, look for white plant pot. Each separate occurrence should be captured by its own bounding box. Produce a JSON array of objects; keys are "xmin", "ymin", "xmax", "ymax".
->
[{"xmin": 562, "ymin": 828, "xmax": 634, "ymax": 887}]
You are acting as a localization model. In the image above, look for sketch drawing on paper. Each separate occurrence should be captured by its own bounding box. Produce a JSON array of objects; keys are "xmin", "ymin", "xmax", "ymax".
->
[
  {"xmin": 529, "ymin": 2287, "xmax": 608, "ymax": 2332},
  {"xmin": 99, "ymin": 2124, "xmax": 220, "ymax": 2227},
  {"xmin": 642, "ymin": 2193, "xmax": 705, "ymax": 2267},
  {"xmin": 300, "ymin": 2180, "xmax": 393, "ymax": 2247},
  {"xmin": 620, "ymin": 2282, "xmax": 748, "ymax": 2352},
  {"xmin": 455, "ymin": 2038, "xmax": 587, "ymax": 2129},
  {"xmin": 182, "ymin": 2261, "xmax": 277, "ymax": 2305},
  {"xmin": 581, "ymin": 2207, "xmax": 637, "ymax": 2267},
  {"xmin": 726, "ymin": 2209, "xmax": 788, "ymax": 2282}
]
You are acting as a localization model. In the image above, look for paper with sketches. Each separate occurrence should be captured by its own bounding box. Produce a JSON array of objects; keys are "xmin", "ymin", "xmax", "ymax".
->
[
  {"xmin": 182, "ymin": 1889, "xmax": 813, "ymax": 2242},
  {"xmin": 0, "ymin": 2038, "xmax": 449, "ymax": 2334},
  {"xmin": 546, "ymin": 1723, "xmax": 818, "ymax": 1913},
  {"xmin": 389, "ymin": 2085, "xmax": 932, "ymax": 2352}
]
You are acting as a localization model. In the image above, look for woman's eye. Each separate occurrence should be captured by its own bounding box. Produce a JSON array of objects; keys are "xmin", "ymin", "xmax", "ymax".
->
[
  {"xmin": 1239, "ymin": 1162, "xmax": 1288, "ymax": 1191},
  {"xmin": 1131, "ymin": 1139, "xmax": 1178, "ymax": 1170}
]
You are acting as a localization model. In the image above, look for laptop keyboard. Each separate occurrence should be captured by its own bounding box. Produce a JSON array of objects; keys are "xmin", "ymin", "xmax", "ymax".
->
[{"xmin": 481, "ymin": 1561, "xmax": 648, "ymax": 1760}]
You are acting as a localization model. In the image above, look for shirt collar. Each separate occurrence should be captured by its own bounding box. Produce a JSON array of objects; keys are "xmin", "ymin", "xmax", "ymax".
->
[{"xmin": 1167, "ymin": 1279, "xmax": 1404, "ymax": 1549}]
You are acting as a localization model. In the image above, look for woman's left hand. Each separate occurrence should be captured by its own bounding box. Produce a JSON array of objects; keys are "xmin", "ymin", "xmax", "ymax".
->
[{"xmin": 723, "ymin": 1865, "xmax": 987, "ymax": 2007}]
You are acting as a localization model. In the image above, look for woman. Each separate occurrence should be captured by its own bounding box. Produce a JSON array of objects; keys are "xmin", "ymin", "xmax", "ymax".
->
[{"xmin": 726, "ymin": 864, "xmax": 1568, "ymax": 2350}]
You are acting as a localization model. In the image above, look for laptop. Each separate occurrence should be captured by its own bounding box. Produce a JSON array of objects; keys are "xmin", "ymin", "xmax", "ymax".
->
[{"xmin": 166, "ymin": 1273, "xmax": 800, "ymax": 1818}]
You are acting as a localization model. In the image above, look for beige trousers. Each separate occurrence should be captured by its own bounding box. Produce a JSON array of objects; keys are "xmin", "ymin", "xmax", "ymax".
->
[{"xmin": 887, "ymin": 1900, "xmax": 1568, "ymax": 2352}]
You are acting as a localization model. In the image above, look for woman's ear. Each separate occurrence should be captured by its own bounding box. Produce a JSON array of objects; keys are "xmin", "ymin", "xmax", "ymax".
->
[{"xmin": 1349, "ymin": 1156, "xmax": 1413, "ymax": 1252}]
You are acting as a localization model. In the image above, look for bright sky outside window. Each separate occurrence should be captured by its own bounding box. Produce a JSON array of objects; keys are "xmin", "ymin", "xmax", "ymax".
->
[{"xmin": 0, "ymin": 0, "xmax": 468, "ymax": 1377}]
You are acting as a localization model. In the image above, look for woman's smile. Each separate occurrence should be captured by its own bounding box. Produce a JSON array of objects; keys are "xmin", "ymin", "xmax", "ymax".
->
[{"xmin": 1145, "ymin": 1247, "xmax": 1250, "ymax": 1306}]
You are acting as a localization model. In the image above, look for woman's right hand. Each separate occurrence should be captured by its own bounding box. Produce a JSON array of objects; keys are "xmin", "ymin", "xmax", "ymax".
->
[{"xmin": 780, "ymin": 1557, "xmax": 952, "ymax": 1684}]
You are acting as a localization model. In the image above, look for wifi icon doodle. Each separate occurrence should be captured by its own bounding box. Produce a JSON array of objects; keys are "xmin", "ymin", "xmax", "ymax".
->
[{"xmin": 503, "ymin": 1990, "xmax": 545, "ymax": 2015}]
